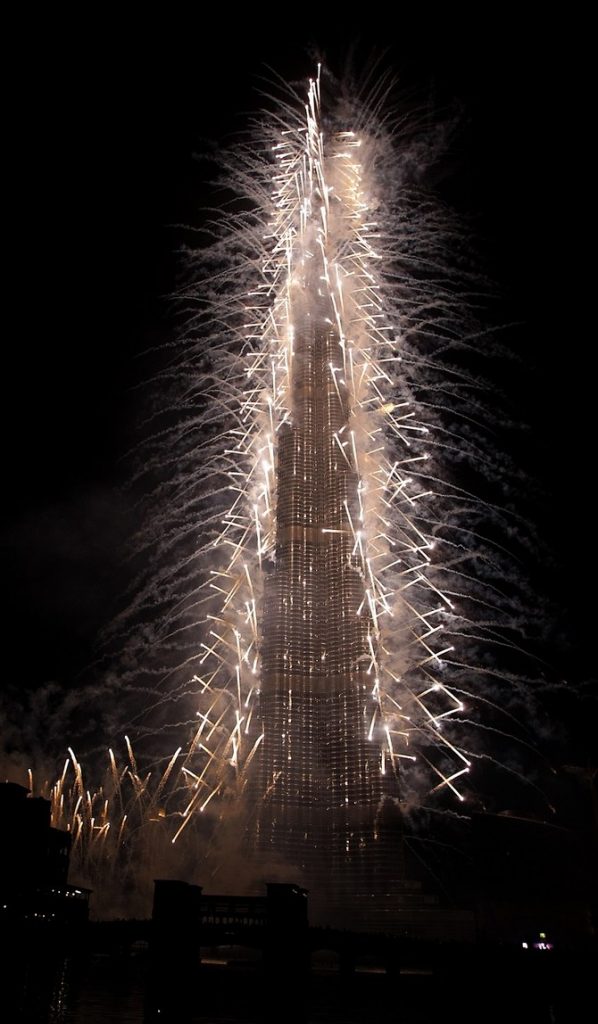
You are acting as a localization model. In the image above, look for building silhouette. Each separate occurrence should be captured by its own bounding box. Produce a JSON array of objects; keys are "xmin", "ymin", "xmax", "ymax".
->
[
  {"xmin": 0, "ymin": 781, "xmax": 89, "ymax": 927},
  {"xmin": 146, "ymin": 881, "xmax": 308, "ymax": 1022}
]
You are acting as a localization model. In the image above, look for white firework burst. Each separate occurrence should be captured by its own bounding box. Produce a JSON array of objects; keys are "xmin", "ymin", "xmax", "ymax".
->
[{"xmin": 105, "ymin": 61, "xmax": 537, "ymax": 855}]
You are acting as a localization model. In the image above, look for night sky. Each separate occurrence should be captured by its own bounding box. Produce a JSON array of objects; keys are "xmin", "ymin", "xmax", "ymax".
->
[{"xmin": 1, "ymin": 16, "xmax": 592, "ymax": 772}]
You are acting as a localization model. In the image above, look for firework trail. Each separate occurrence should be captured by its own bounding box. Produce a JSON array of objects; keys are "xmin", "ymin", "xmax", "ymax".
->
[
  {"xmin": 11, "ymin": 61, "xmax": 546, "ymax": 901},
  {"xmin": 116, "ymin": 64, "xmax": 539, "ymax": 821}
]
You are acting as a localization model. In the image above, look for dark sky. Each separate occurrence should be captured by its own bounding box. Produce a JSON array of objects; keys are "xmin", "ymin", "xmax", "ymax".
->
[{"xmin": 1, "ymin": 16, "xmax": 592, "ymax": 761}]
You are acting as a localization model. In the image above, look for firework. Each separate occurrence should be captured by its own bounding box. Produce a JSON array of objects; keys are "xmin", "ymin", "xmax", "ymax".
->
[
  {"xmin": 116, "ymin": 64, "xmax": 536, "ymax": 839},
  {"xmin": 17, "ymin": 62, "xmax": 542, "ymax": 908}
]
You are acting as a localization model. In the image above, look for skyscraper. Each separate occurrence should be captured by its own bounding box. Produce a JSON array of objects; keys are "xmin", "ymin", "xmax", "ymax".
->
[
  {"xmin": 250, "ymin": 78, "xmax": 404, "ymax": 927},
  {"xmin": 168, "ymin": 68, "xmax": 477, "ymax": 927},
  {"xmin": 256, "ymin": 290, "xmax": 403, "ymax": 926}
]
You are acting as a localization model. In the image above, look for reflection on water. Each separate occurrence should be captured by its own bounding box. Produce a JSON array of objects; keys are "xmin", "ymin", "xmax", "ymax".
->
[
  {"xmin": 6, "ymin": 943, "xmax": 592, "ymax": 1023},
  {"xmin": 64, "ymin": 955, "xmax": 146, "ymax": 1023},
  {"xmin": 48, "ymin": 958, "xmax": 70, "ymax": 1022},
  {"xmin": 8, "ymin": 949, "xmax": 145, "ymax": 1023}
]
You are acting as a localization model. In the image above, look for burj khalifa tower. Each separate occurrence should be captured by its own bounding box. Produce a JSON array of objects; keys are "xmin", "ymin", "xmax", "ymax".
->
[{"xmin": 251, "ymin": 79, "xmax": 404, "ymax": 925}]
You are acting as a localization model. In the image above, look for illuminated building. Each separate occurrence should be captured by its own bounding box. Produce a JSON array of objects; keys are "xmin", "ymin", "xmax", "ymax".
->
[
  {"xmin": 161, "ymin": 68, "xmax": 491, "ymax": 922},
  {"xmin": 253, "ymin": 207, "xmax": 403, "ymax": 928}
]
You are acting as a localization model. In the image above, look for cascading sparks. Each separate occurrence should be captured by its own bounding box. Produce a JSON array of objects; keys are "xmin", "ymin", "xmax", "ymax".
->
[
  {"xmin": 176, "ymin": 68, "xmax": 472, "ymax": 843},
  {"xmin": 25, "ymin": 64, "xmax": 539, "ymax": 891}
]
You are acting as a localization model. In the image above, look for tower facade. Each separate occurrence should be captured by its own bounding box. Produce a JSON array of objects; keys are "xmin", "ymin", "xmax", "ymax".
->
[
  {"xmin": 251, "ymin": 90, "xmax": 404, "ymax": 924},
  {"xmin": 172, "ymin": 70, "xmax": 479, "ymax": 930},
  {"xmin": 256, "ymin": 303, "xmax": 401, "ymax": 923}
]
